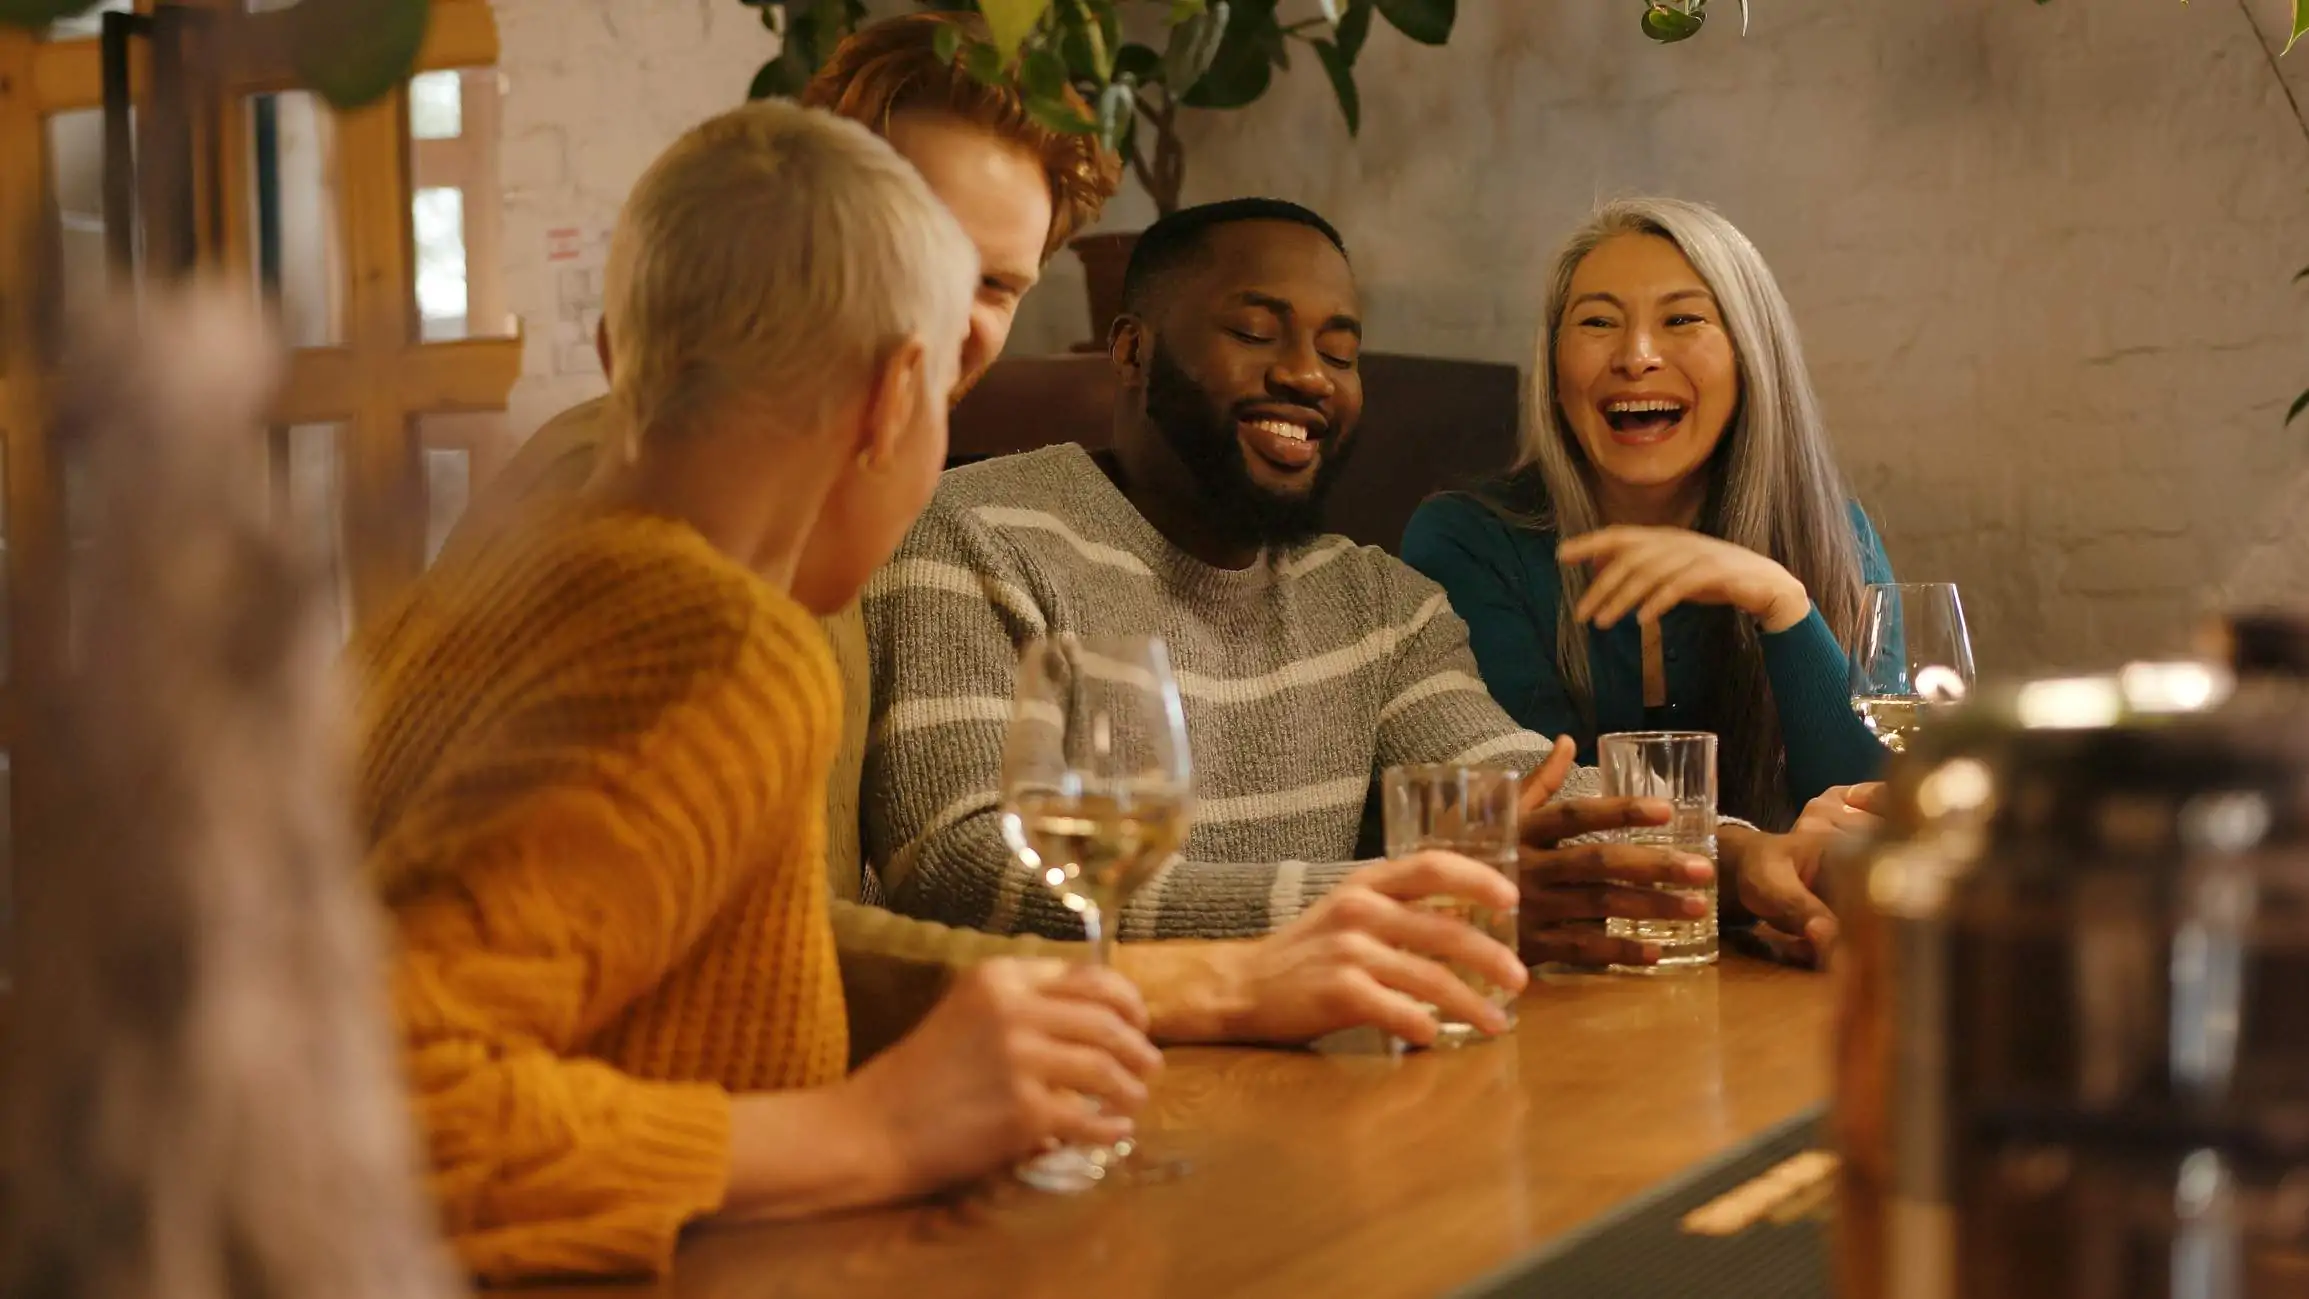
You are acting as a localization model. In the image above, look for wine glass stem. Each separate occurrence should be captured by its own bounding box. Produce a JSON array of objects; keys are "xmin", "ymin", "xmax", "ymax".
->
[{"xmin": 1083, "ymin": 898, "xmax": 1117, "ymax": 968}]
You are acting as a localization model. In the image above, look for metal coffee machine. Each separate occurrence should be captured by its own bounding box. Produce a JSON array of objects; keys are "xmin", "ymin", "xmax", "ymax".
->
[{"xmin": 1831, "ymin": 660, "xmax": 2309, "ymax": 1299}]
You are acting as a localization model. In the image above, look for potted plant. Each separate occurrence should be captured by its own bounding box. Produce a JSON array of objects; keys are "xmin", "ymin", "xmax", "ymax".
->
[{"xmin": 741, "ymin": 0, "xmax": 1458, "ymax": 342}]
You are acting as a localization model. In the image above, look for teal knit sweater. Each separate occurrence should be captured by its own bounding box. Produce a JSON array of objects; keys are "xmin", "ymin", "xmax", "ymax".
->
[{"xmin": 1401, "ymin": 493, "xmax": 1893, "ymax": 816}]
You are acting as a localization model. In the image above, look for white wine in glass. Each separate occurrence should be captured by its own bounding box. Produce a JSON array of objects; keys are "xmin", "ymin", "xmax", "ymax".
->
[
  {"xmin": 999, "ymin": 633, "xmax": 1193, "ymax": 1194},
  {"xmin": 1009, "ymin": 789, "xmax": 1189, "ymax": 925},
  {"xmin": 1849, "ymin": 582, "xmax": 1976, "ymax": 753}
]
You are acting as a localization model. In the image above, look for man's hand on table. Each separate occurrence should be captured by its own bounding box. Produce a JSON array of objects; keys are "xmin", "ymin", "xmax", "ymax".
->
[
  {"xmin": 1515, "ymin": 738, "xmax": 1714, "ymax": 969},
  {"xmin": 1512, "ymin": 745, "xmax": 1888, "ymax": 971},
  {"xmin": 1124, "ymin": 853, "xmax": 1525, "ymax": 1048}
]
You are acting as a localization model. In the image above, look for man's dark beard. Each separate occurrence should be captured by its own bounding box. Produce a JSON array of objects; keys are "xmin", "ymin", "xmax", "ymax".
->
[{"xmin": 1142, "ymin": 342, "xmax": 1353, "ymax": 550}]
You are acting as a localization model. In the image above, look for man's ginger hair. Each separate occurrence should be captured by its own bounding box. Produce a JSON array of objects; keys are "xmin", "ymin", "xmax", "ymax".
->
[{"xmin": 802, "ymin": 11, "xmax": 1123, "ymax": 261}]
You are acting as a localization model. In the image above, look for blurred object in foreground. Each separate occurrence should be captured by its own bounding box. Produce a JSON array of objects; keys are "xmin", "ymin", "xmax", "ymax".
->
[
  {"xmin": 0, "ymin": 282, "xmax": 460, "ymax": 1299},
  {"xmin": 2208, "ymin": 607, "xmax": 2309, "ymax": 682},
  {"xmin": 1833, "ymin": 663, "xmax": 2309, "ymax": 1299}
]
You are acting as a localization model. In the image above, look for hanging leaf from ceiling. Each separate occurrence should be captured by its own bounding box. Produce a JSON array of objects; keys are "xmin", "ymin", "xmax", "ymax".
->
[
  {"xmin": 288, "ymin": 0, "xmax": 433, "ymax": 109},
  {"xmin": 1374, "ymin": 0, "xmax": 1453, "ymax": 46},
  {"xmin": 0, "ymin": 0, "xmax": 101, "ymax": 27},
  {"xmin": 1640, "ymin": 0, "xmax": 1705, "ymax": 43}
]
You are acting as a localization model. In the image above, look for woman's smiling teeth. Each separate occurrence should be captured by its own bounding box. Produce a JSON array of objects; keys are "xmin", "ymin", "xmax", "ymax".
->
[{"xmin": 1600, "ymin": 397, "xmax": 1687, "ymax": 440}]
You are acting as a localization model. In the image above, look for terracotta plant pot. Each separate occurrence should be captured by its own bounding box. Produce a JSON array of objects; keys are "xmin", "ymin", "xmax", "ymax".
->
[{"xmin": 1068, "ymin": 230, "xmax": 1140, "ymax": 353}]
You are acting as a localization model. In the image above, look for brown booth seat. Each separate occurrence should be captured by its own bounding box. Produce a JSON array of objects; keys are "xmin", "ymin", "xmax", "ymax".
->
[{"xmin": 946, "ymin": 350, "xmax": 1523, "ymax": 554}]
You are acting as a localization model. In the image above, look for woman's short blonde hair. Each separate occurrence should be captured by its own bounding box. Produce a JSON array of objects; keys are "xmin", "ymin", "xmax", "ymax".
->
[{"xmin": 601, "ymin": 99, "xmax": 978, "ymax": 448}]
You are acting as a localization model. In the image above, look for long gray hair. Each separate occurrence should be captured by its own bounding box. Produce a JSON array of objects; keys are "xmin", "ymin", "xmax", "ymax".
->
[{"xmin": 1499, "ymin": 197, "xmax": 1864, "ymax": 828}]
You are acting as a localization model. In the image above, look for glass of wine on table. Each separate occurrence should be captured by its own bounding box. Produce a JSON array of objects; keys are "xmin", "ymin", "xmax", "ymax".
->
[
  {"xmin": 1848, "ymin": 582, "xmax": 1976, "ymax": 752},
  {"xmin": 999, "ymin": 632, "xmax": 1194, "ymax": 1193}
]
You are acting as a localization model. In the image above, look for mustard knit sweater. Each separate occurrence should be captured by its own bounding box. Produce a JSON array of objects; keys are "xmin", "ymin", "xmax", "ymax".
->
[{"xmin": 354, "ymin": 505, "xmax": 848, "ymax": 1282}]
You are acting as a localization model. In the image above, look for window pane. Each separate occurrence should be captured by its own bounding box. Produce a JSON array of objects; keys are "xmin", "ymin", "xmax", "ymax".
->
[
  {"xmin": 47, "ymin": 0, "xmax": 128, "ymax": 37},
  {"xmin": 412, "ymin": 186, "xmax": 467, "ymax": 339},
  {"xmin": 248, "ymin": 91, "xmax": 345, "ymax": 348},
  {"xmin": 416, "ymin": 413, "xmax": 507, "ymax": 566},
  {"xmin": 279, "ymin": 423, "xmax": 351, "ymax": 643},
  {"xmin": 409, "ymin": 70, "xmax": 464, "ymax": 140},
  {"xmin": 410, "ymin": 69, "xmax": 511, "ymax": 341},
  {"xmin": 45, "ymin": 108, "xmax": 115, "ymax": 310},
  {"xmin": 423, "ymin": 446, "xmax": 470, "ymax": 566}
]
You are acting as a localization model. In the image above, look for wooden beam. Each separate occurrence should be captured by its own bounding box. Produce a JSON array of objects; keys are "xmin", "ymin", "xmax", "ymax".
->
[
  {"xmin": 218, "ymin": 0, "xmax": 501, "ymax": 96},
  {"xmin": 415, "ymin": 0, "xmax": 500, "ymax": 74},
  {"xmin": 28, "ymin": 37, "xmax": 144, "ymax": 116},
  {"xmin": 0, "ymin": 31, "xmax": 66, "ymax": 890},
  {"xmin": 34, "ymin": 0, "xmax": 494, "ymax": 109},
  {"xmin": 0, "ymin": 32, "xmax": 65, "ymax": 692},
  {"xmin": 399, "ymin": 336, "xmax": 520, "ymax": 414},
  {"xmin": 333, "ymin": 87, "xmax": 424, "ymax": 621},
  {"xmin": 270, "ymin": 347, "xmax": 361, "ymax": 425}
]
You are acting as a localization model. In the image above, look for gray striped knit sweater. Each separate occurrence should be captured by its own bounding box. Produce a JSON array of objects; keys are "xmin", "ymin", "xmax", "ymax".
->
[{"xmin": 861, "ymin": 444, "xmax": 1599, "ymax": 941}]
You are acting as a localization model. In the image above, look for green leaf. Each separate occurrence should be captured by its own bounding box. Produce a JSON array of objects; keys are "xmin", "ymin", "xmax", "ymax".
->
[
  {"xmin": 1057, "ymin": 0, "xmax": 1118, "ymax": 80},
  {"xmin": 1163, "ymin": 0, "xmax": 1230, "ymax": 93},
  {"xmin": 1641, "ymin": 1, "xmax": 1706, "ymax": 43},
  {"xmin": 2288, "ymin": 0, "xmax": 2309, "ymax": 56},
  {"xmin": 960, "ymin": 37, "xmax": 1006, "ymax": 86},
  {"xmin": 1313, "ymin": 38, "xmax": 1359, "ymax": 135},
  {"xmin": 1023, "ymin": 91, "xmax": 1097, "ymax": 135},
  {"xmin": 0, "ymin": 0, "xmax": 102, "ymax": 28},
  {"xmin": 1335, "ymin": 0, "xmax": 1376, "ymax": 61},
  {"xmin": 1374, "ymin": 0, "xmax": 1453, "ymax": 45},
  {"xmin": 933, "ymin": 21, "xmax": 963, "ymax": 65},
  {"xmin": 289, "ymin": 0, "xmax": 433, "ymax": 110},
  {"xmin": 783, "ymin": 7, "xmax": 822, "ymax": 70},
  {"xmin": 749, "ymin": 54, "xmax": 809, "ymax": 99},
  {"xmin": 1181, "ymin": 7, "xmax": 1274, "ymax": 108},
  {"xmin": 981, "ymin": 0, "xmax": 1054, "ymax": 63},
  {"xmin": 1021, "ymin": 45, "xmax": 1072, "ymax": 101},
  {"xmin": 1113, "ymin": 41, "xmax": 1164, "ymax": 84},
  {"xmin": 2289, "ymin": 387, "xmax": 2309, "ymax": 425}
]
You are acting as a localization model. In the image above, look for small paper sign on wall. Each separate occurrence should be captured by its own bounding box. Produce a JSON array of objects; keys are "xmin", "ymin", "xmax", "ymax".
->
[{"xmin": 545, "ymin": 225, "xmax": 609, "ymax": 376}]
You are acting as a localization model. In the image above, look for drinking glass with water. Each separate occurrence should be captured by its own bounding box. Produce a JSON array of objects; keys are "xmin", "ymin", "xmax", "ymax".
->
[
  {"xmin": 1597, "ymin": 731, "xmax": 1719, "ymax": 972},
  {"xmin": 1380, "ymin": 764, "xmax": 1521, "ymax": 1046}
]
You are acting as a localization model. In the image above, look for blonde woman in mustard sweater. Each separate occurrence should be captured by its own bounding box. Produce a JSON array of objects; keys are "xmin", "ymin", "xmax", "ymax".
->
[{"xmin": 352, "ymin": 102, "xmax": 1166, "ymax": 1282}]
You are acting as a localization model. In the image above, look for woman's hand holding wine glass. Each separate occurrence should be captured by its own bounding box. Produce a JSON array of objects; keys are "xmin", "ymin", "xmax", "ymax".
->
[{"xmin": 1000, "ymin": 633, "xmax": 1195, "ymax": 1192}]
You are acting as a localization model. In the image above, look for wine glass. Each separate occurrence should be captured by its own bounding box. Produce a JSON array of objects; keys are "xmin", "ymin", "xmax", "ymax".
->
[
  {"xmin": 999, "ymin": 633, "xmax": 1193, "ymax": 1193},
  {"xmin": 1848, "ymin": 582, "xmax": 1976, "ymax": 753}
]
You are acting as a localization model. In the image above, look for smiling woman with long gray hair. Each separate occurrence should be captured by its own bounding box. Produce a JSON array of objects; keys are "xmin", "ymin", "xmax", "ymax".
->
[{"xmin": 1402, "ymin": 197, "xmax": 1890, "ymax": 829}]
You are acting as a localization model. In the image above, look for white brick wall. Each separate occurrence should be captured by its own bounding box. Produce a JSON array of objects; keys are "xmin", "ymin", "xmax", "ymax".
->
[
  {"xmin": 491, "ymin": 0, "xmax": 777, "ymax": 438},
  {"xmin": 493, "ymin": 0, "xmax": 2309, "ymax": 673},
  {"xmin": 1014, "ymin": 0, "xmax": 2309, "ymax": 671}
]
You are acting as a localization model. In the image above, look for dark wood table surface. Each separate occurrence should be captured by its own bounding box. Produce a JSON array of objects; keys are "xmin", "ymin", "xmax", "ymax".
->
[{"xmin": 544, "ymin": 957, "xmax": 1832, "ymax": 1299}]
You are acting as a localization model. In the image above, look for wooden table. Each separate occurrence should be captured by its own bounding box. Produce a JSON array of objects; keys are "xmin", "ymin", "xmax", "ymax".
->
[{"xmin": 556, "ymin": 957, "xmax": 1831, "ymax": 1299}]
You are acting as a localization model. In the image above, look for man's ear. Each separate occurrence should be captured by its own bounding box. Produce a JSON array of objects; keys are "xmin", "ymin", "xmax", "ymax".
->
[
  {"xmin": 858, "ymin": 336, "xmax": 928, "ymax": 472},
  {"xmin": 1109, "ymin": 315, "xmax": 1148, "ymax": 389}
]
